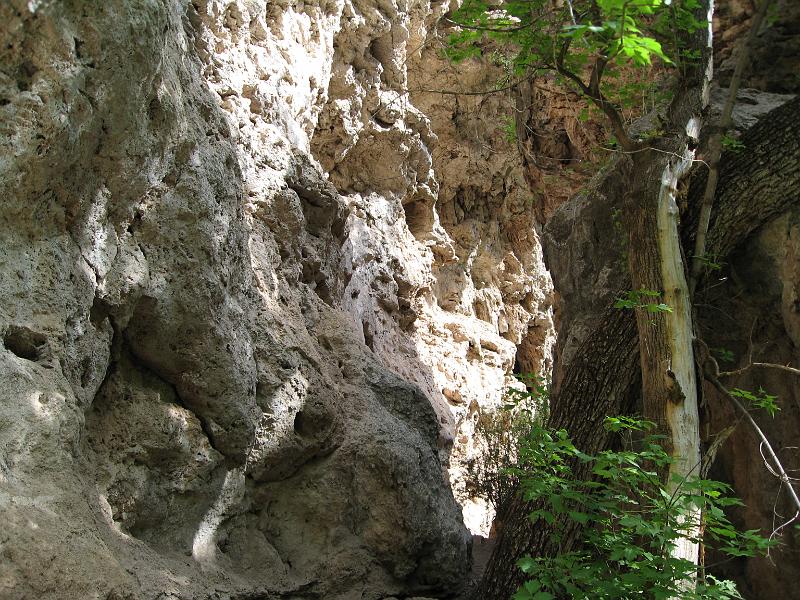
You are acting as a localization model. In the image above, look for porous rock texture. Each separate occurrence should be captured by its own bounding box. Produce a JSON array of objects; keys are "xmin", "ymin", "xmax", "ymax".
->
[{"xmin": 0, "ymin": 0, "xmax": 554, "ymax": 598}]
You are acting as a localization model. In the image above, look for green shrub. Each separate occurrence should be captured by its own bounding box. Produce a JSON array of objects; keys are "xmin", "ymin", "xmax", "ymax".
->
[
  {"xmin": 463, "ymin": 374, "xmax": 548, "ymax": 513},
  {"xmin": 512, "ymin": 417, "xmax": 774, "ymax": 600}
]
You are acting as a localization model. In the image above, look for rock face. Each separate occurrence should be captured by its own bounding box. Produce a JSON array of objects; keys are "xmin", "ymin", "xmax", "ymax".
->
[
  {"xmin": 700, "ymin": 210, "xmax": 800, "ymax": 599},
  {"xmin": 715, "ymin": 0, "xmax": 800, "ymax": 94},
  {"xmin": 0, "ymin": 0, "xmax": 553, "ymax": 598}
]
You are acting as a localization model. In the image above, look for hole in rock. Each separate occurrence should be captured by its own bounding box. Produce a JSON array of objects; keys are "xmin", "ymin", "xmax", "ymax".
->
[
  {"xmin": 16, "ymin": 60, "xmax": 37, "ymax": 91},
  {"xmin": 89, "ymin": 296, "xmax": 111, "ymax": 326},
  {"xmin": 514, "ymin": 322, "xmax": 553, "ymax": 379},
  {"xmin": 402, "ymin": 199, "xmax": 434, "ymax": 239},
  {"xmin": 294, "ymin": 410, "xmax": 309, "ymax": 436},
  {"xmin": 4, "ymin": 325, "xmax": 46, "ymax": 361},
  {"xmin": 362, "ymin": 321, "xmax": 374, "ymax": 350},
  {"xmin": 315, "ymin": 280, "xmax": 332, "ymax": 306},
  {"xmin": 372, "ymin": 113, "xmax": 393, "ymax": 128}
]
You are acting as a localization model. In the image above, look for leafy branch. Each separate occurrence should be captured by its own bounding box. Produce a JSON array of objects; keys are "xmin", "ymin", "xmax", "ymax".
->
[
  {"xmin": 446, "ymin": 0, "xmax": 707, "ymax": 153},
  {"xmin": 512, "ymin": 417, "xmax": 774, "ymax": 600},
  {"xmin": 614, "ymin": 288, "xmax": 673, "ymax": 313}
]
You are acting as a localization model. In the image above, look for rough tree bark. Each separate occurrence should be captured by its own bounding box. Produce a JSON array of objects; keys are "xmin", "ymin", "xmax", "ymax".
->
[
  {"xmin": 688, "ymin": 0, "xmax": 773, "ymax": 295},
  {"xmin": 473, "ymin": 94, "xmax": 800, "ymax": 600}
]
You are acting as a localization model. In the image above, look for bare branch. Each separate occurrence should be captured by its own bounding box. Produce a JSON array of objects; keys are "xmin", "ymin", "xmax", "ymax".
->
[
  {"xmin": 588, "ymin": 55, "xmax": 608, "ymax": 98},
  {"xmin": 696, "ymin": 337, "xmax": 800, "ymax": 514},
  {"xmin": 716, "ymin": 318, "xmax": 800, "ymax": 377},
  {"xmin": 701, "ymin": 424, "xmax": 738, "ymax": 477},
  {"xmin": 443, "ymin": 16, "xmax": 533, "ymax": 34},
  {"xmin": 554, "ymin": 39, "xmax": 639, "ymax": 152},
  {"xmin": 706, "ymin": 374, "xmax": 800, "ymax": 514},
  {"xmin": 409, "ymin": 78, "xmax": 530, "ymax": 96},
  {"xmin": 720, "ymin": 362, "xmax": 800, "ymax": 378}
]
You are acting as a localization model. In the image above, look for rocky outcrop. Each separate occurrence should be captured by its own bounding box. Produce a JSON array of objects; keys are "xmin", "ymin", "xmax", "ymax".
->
[
  {"xmin": 0, "ymin": 0, "xmax": 554, "ymax": 598},
  {"xmin": 715, "ymin": 0, "xmax": 800, "ymax": 94}
]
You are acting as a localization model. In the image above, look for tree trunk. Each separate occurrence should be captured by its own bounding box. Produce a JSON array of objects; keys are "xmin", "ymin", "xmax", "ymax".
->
[
  {"xmin": 688, "ymin": 0, "xmax": 773, "ymax": 295},
  {"xmin": 472, "ymin": 95, "xmax": 800, "ymax": 600},
  {"xmin": 624, "ymin": 141, "xmax": 702, "ymax": 582}
]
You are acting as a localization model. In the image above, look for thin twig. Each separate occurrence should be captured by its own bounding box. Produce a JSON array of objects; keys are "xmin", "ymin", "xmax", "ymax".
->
[
  {"xmin": 701, "ymin": 424, "xmax": 738, "ymax": 478},
  {"xmin": 443, "ymin": 16, "xmax": 533, "ymax": 33},
  {"xmin": 696, "ymin": 337, "xmax": 800, "ymax": 523},
  {"xmin": 720, "ymin": 362, "xmax": 800, "ymax": 378},
  {"xmin": 706, "ymin": 374, "xmax": 800, "ymax": 514}
]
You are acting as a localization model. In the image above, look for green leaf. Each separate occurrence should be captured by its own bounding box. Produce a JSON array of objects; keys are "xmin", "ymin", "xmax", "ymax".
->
[
  {"xmin": 518, "ymin": 557, "xmax": 537, "ymax": 573},
  {"xmin": 709, "ymin": 526, "xmax": 737, "ymax": 539},
  {"xmin": 509, "ymin": 415, "xmax": 767, "ymax": 599},
  {"xmin": 569, "ymin": 511, "xmax": 590, "ymax": 524},
  {"xmin": 731, "ymin": 387, "xmax": 780, "ymax": 416}
]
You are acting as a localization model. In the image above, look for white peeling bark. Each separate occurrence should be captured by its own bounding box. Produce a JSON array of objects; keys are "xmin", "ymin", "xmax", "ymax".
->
[
  {"xmin": 657, "ymin": 146, "xmax": 701, "ymax": 574},
  {"xmin": 657, "ymin": 0, "xmax": 714, "ymax": 582}
]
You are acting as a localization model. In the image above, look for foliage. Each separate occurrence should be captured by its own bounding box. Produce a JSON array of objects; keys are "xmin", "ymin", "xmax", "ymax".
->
[
  {"xmin": 721, "ymin": 134, "xmax": 745, "ymax": 153},
  {"xmin": 729, "ymin": 387, "xmax": 780, "ymax": 417},
  {"xmin": 463, "ymin": 374, "xmax": 549, "ymax": 511},
  {"xmin": 503, "ymin": 373, "xmax": 550, "ymax": 417},
  {"xmin": 502, "ymin": 115, "xmax": 518, "ymax": 143},
  {"xmin": 512, "ymin": 417, "xmax": 774, "ymax": 600},
  {"xmin": 693, "ymin": 253, "xmax": 724, "ymax": 272},
  {"xmin": 711, "ymin": 347, "xmax": 735, "ymax": 364},
  {"xmin": 445, "ymin": 0, "xmax": 706, "ymax": 120},
  {"xmin": 614, "ymin": 288, "xmax": 673, "ymax": 313}
]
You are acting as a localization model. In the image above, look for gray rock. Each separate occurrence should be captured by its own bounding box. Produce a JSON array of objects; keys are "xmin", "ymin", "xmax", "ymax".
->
[
  {"xmin": 0, "ymin": 1, "xmax": 471, "ymax": 598},
  {"xmin": 710, "ymin": 87, "xmax": 795, "ymax": 131}
]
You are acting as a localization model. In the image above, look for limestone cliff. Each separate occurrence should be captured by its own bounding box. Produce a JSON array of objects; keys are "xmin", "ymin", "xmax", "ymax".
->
[{"xmin": 0, "ymin": 1, "xmax": 553, "ymax": 598}]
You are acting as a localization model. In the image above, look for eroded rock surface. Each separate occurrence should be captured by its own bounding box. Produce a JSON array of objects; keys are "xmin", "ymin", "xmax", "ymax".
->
[{"xmin": 0, "ymin": 0, "xmax": 554, "ymax": 597}]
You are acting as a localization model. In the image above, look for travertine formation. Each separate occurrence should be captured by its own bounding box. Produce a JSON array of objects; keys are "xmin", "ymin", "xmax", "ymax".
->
[{"xmin": 0, "ymin": 0, "xmax": 553, "ymax": 597}]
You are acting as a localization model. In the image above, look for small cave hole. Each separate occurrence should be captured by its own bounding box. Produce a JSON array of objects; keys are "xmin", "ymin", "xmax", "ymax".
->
[
  {"xmin": 16, "ymin": 60, "xmax": 38, "ymax": 92},
  {"xmin": 79, "ymin": 357, "xmax": 93, "ymax": 387},
  {"xmin": 294, "ymin": 410, "xmax": 311, "ymax": 437},
  {"xmin": 402, "ymin": 199, "xmax": 434, "ymax": 239},
  {"xmin": 74, "ymin": 37, "xmax": 85, "ymax": 59},
  {"xmin": 315, "ymin": 280, "xmax": 333, "ymax": 306},
  {"xmin": 362, "ymin": 321, "xmax": 374, "ymax": 350},
  {"xmin": 372, "ymin": 113, "xmax": 393, "ymax": 129},
  {"xmin": 147, "ymin": 97, "xmax": 163, "ymax": 123},
  {"xmin": 89, "ymin": 295, "xmax": 111, "ymax": 326},
  {"xmin": 3, "ymin": 325, "xmax": 46, "ymax": 362}
]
